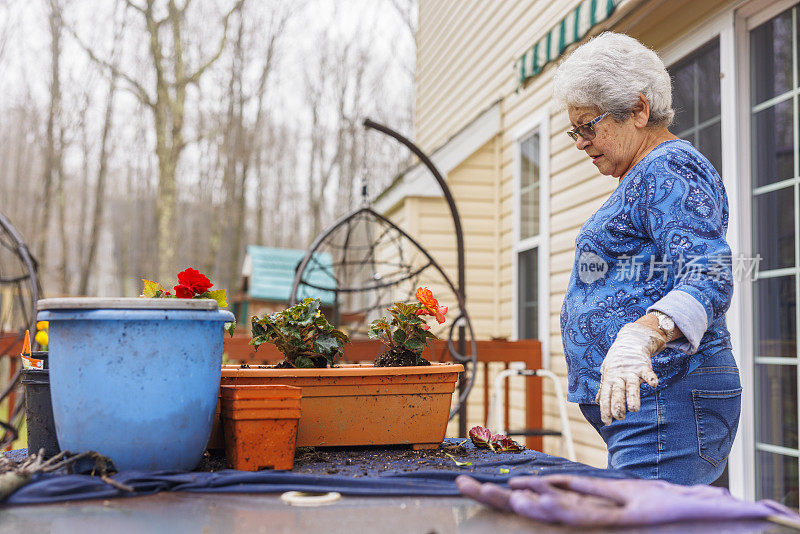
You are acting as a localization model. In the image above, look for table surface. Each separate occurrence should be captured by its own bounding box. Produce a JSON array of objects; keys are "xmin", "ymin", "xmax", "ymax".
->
[
  {"xmin": 0, "ymin": 491, "xmax": 794, "ymax": 534},
  {"xmin": 2, "ymin": 445, "xmax": 794, "ymax": 533}
]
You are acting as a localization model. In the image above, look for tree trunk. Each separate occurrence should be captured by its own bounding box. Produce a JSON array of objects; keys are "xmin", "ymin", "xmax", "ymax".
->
[
  {"xmin": 38, "ymin": 0, "xmax": 64, "ymax": 272},
  {"xmin": 56, "ymin": 119, "xmax": 68, "ymax": 294},
  {"xmin": 79, "ymin": 72, "xmax": 118, "ymax": 295}
]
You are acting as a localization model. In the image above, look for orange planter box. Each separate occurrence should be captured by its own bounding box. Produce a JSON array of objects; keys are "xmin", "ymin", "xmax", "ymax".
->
[
  {"xmin": 220, "ymin": 385, "xmax": 301, "ymax": 471},
  {"xmin": 220, "ymin": 363, "xmax": 463, "ymax": 449}
]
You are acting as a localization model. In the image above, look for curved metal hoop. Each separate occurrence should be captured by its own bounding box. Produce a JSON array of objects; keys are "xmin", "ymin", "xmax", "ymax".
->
[
  {"xmin": 0, "ymin": 213, "xmax": 39, "ymax": 334},
  {"xmin": 0, "ymin": 211, "xmax": 41, "ymax": 448}
]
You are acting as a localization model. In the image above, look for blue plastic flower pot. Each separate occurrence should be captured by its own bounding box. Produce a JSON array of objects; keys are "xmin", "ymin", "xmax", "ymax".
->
[{"xmin": 38, "ymin": 298, "xmax": 235, "ymax": 471}]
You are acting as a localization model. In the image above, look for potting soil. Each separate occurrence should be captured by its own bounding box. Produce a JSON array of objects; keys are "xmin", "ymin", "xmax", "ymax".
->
[
  {"xmin": 2, "ymin": 440, "xmax": 630, "ymax": 505},
  {"xmin": 373, "ymin": 346, "xmax": 431, "ymax": 367}
]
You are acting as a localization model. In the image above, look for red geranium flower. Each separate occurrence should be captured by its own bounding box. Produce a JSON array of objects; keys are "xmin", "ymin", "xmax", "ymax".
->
[
  {"xmin": 177, "ymin": 268, "xmax": 213, "ymax": 295},
  {"xmin": 173, "ymin": 285, "xmax": 194, "ymax": 299}
]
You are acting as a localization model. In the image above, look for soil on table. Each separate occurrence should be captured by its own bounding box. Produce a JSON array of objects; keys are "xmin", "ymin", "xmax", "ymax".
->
[
  {"xmin": 196, "ymin": 450, "xmax": 228, "ymax": 472},
  {"xmin": 291, "ymin": 442, "xmax": 468, "ymax": 476},
  {"xmin": 373, "ymin": 346, "xmax": 430, "ymax": 367},
  {"xmin": 196, "ymin": 442, "xmax": 469, "ymax": 475}
]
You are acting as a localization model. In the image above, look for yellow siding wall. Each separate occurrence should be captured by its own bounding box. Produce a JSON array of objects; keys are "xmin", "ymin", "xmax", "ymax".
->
[
  {"xmin": 387, "ymin": 140, "xmax": 501, "ymax": 335},
  {"xmin": 411, "ymin": 0, "xmax": 739, "ymax": 467},
  {"xmin": 416, "ymin": 1, "xmax": 580, "ymax": 153}
]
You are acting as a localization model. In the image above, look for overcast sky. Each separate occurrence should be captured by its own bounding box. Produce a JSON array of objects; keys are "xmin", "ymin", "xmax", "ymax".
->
[{"xmin": 0, "ymin": 0, "xmax": 415, "ymax": 128}]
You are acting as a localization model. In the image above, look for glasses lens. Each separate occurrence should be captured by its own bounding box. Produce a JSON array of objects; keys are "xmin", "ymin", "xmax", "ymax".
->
[{"xmin": 577, "ymin": 125, "xmax": 595, "ymax": 141}]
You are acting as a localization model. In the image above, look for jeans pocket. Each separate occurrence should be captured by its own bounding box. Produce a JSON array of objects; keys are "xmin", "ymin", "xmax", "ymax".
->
[{"xmin": 691, "ymin": 388, "xmax": 742, "ymax": 467}]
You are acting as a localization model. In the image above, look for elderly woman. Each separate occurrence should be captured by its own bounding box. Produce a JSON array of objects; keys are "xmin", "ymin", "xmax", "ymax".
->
[{"xmin": 554, "ymin": 33, "xmax": 740, "ymax": 485}]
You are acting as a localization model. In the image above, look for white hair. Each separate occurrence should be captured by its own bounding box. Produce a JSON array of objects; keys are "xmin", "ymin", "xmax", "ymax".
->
[{"xmin": 552, "ymin": 32, "xmax": 674, "ymax": 127}]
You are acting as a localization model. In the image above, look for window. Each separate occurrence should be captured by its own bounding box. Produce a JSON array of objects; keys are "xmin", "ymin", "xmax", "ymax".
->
[
  {"xmin": 518, "ymin": 246, "xmax": 539, "ymax": 339},
  {"xmin": 668, "ymin": 38, "xmax": 722, "ymax": 174},
  {"xmin": 518, "ymin": 133, "xmax": 541, "ymax": 339},
  {"xmin": 750, "ymin": 5, "xmax": 800, "ymax": 508},
  {"xmin": 514, "ymin": 117, "xmax": 548, "ymax": 347},
  {"xmin": 520, "ymin": 135, "xmax": 540, "ymax": 241}
]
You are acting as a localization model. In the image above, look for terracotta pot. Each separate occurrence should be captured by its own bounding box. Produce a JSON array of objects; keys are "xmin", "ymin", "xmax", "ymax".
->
[
  {"xmin": 220, "ymin": 363, "xmax": 463, "ymax": 449},
  {"xmin": 220, "ymin": 384, "xmax": 301, "ymax": 471}
]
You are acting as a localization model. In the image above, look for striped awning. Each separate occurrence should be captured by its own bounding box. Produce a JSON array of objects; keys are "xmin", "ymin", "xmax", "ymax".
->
[{"xmin": 515, "ymin": 0, "xmax": 623, "ymax": 87}]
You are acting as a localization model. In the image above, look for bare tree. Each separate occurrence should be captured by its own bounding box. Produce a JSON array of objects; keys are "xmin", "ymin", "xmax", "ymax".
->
[
  {"xmin": 207, "ymin": 3, "xmax": 292, "ymax": 290},
  {"xmin": 0, "ymin": 0, "xmax": 415, "ymax": 298},
  {"xmin": 73, "ymin": 0, "xmax": 244, "ymax": 280},
  {"xmin": 0, "ymin": 96, "xmax": 42, "ymax": 233},
  {"xmin": 302, "ymin": 31, "xmax": 385, "ymax": 241},
  {"xmin": 303, "ymin": 34, "xmax": 349, "ymax": 243},
  {"xmin": 78, "ymin": 8, "xmax": 125, "ymax": 295},
  {"xmin": 38, "ymin": 0, "xmax": 65, "ymax": 276}
]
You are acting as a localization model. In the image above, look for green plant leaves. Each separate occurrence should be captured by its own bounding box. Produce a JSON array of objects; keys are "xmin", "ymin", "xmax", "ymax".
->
[
  {"xmin": 314, "ymin": 334, "xmax": 340, "ymax": 355},
  {"xmin": 224, "ymin": 320, "xmax": 237, "ymax": 337},
  {"xmin": 251, "ymin": 321, "xmax": 266, "ymax": 337},
  {"xmin": 294, "ymin": 354, "xmax": 316, "ymax": 368},
  {"xmin": 249, "ymin": 298, "xmax": 349, "ymax": 368},
  {"xmin": 393, "ymin": 329, "xmax": 407, "ymax": 345},
  {"xmin": 403, "ymin": 337, "xmax": 424, "ymax": 353},
  {"xmin": 367, "ymin": 300, "xmax": 441, "ymax": 356},
  {"xmin": 367, "ymin": 318, "xmax": 392, "ymax": 346},
  {"xmin": 250, "ymin": 334, "xmax": 268, "ymax": 349},
  {"xmin": 294, "ymin": 298, "xmax": 319, "ymax": 326}
]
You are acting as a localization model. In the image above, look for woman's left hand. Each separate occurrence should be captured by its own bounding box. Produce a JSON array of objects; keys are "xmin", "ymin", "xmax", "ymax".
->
[{"xmin": 596, "ymin": 323, "xmax": 666, "ymax": 425}]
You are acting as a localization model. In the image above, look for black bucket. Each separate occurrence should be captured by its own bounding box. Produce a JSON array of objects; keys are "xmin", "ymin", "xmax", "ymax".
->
[{"xmin": 22, "ymin": 354, "xmax": 59, "ymax": 458}]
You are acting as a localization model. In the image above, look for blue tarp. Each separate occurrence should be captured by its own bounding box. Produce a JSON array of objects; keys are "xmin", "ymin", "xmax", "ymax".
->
[{"xmin": 3, "ymin": 441, "xmax": 629, "ymax": 505}]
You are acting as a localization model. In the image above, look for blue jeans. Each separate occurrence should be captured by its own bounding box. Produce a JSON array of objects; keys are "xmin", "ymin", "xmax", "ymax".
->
[{"xmin": 579, "ymin": 348, "xmax": 742, "ymax": 485}]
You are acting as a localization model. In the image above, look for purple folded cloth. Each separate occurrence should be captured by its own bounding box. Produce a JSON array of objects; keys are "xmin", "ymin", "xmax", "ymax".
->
[{"xmin": 456, "ymin": 474, "xmax": 800, "ymax": 527}]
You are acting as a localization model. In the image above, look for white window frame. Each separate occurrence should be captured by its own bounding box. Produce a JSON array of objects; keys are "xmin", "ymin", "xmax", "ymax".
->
[
  {"xmin": 511, "ymin": 107, "xmax": 551, "ymax": 368},
  {"xmin": 661, "ymin": 8, "xmax": 751, "ymax": 499}
]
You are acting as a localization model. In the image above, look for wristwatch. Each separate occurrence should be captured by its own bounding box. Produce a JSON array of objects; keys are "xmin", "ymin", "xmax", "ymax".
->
[{"xmin": 650, "ymin": 310, "xmax": 677, "ymax": 342}]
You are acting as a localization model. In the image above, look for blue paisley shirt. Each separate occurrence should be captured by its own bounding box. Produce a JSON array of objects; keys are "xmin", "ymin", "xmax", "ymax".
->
[{"xmin": 560, "ymin": 140, "xmax": 733, "ymax": 404}]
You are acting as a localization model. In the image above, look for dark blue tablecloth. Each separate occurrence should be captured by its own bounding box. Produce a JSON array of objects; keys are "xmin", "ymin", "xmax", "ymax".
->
[{"xmin": 3, "ymin": 440, "xmax": 627, "ymax": 505}]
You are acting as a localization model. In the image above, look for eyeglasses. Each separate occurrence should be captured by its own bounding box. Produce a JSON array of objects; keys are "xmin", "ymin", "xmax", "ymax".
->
[{"xmin": 566, "ymin": 112, "xmax": 609, "ymax": 141}]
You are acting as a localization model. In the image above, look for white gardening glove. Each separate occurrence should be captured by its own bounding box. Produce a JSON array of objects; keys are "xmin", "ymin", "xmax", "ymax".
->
[{"xmin": 596, "ymin": 323, "xmax": 666, "ymax": 425}]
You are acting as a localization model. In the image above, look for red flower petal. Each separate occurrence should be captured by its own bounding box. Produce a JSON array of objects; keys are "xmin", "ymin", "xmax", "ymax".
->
[
  {"xmin": 177, "ymin": 268, "xmax": 213, "ymax": 294},
  {"xmin": 174, "ymin": 285, "xmax": 194, "ymax": 298}
]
